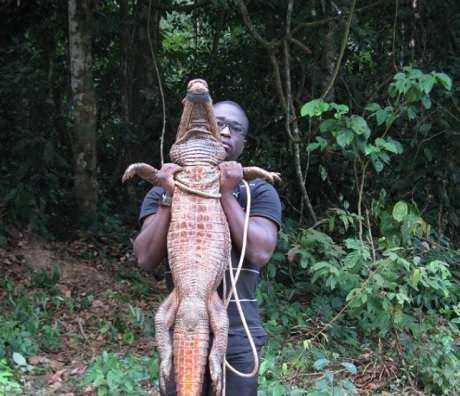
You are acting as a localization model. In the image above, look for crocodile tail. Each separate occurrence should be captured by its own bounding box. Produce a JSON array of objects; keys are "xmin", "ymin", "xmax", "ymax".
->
[{"xmin": 173, "ymin": 330, "xmax": 209, "ymax": 396}]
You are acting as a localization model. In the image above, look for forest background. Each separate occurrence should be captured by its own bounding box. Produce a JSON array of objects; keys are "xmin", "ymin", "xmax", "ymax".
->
[{"xmin": 0, "ymin": 0, "xmax": 459, "ymax": 394}]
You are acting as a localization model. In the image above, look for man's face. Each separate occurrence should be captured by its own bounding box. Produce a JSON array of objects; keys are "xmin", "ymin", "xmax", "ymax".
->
[{"xmin": 214, "ymin": 102, "xmax": 248, "ymax": 161}]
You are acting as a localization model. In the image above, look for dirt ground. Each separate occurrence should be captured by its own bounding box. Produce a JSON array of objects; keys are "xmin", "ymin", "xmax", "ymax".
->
[{"xmin": 0, "ymin": 232, "xmax": 164, "ymax": 395}]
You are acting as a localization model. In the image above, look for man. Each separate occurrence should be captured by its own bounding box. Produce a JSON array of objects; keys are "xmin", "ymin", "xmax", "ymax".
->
[{"xmin": 134, "ymin": 100, "xmax": 282, "ymax": 395}]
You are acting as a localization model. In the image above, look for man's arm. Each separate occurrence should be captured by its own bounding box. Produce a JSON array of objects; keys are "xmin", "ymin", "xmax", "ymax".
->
[
  {"xmin": 133, "ymin": 207, "xmax": 171, "ymax": 273},
  {"xmin": 133, "ymin": 163, "xmax": 181, "ymax": 273},
  {"xmin": 219, "ymin": 161, "xmax": 279, "ymax": 267}
]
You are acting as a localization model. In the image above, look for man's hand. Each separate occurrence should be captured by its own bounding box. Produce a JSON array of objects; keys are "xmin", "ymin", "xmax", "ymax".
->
[
  {"xmin": 218, "ymin": 161, "xmax": 243, "ymax": 195},
  {"xmin": 155, "ymin": 163, "xmax": 182, "ymax": 195}
]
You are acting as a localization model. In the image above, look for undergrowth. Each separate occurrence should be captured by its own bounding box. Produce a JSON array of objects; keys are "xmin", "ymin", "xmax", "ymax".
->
[{"xmin": 257, "ymin": 198, "xmax": 460, "ymax": 395}]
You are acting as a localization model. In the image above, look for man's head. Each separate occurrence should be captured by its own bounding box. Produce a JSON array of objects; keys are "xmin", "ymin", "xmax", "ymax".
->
[{"xmin": 213, "ymin": 101, "xmax": 248, "ymax": 161}]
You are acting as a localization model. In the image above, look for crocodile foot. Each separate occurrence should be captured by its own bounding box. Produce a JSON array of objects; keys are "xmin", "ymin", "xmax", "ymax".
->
[
  {"xmin": 243, "ymin": 166, "xmax": 281, "ymax": 184},
  {"xmin": 122, "ymin": 162, "xmax": 158, "ymax": 184}
]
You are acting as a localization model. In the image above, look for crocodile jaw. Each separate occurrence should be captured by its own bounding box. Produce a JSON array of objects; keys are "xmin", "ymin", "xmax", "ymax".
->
[{"xmin": 174, "ymin": 79, "xmax": 221, "ymax": 144}]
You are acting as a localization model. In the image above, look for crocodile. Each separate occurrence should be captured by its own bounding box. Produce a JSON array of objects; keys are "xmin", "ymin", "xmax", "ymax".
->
[{"xmin": 122, "ymin": 79, "xmax": 280, "ymax": 395}]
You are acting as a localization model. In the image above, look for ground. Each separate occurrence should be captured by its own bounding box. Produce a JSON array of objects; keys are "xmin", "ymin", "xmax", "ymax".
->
[{"xmin": 0, "ymin": 232, "xmax": 163, "ymax": 395}]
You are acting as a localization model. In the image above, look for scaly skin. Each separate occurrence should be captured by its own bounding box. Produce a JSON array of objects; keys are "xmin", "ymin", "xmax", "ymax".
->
[{"xmin": 123, "ymin": 79, "xmax": 280, "ymax": 395}]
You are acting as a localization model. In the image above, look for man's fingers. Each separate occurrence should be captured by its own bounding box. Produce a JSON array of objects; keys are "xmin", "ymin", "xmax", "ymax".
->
[{"xmin": 219, "ymin": 161, "xmax": 243, "ymax": 176}]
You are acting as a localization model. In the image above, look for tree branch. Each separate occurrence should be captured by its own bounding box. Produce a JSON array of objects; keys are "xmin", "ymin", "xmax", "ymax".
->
[
  {"xmin": 290, "ymin": 37, "xmax": 312, "ymax": 54},
  {"xmin": 284, "ymin": 0, "xmax": 317, "ymax": 223},
  {"xmin": 290, "ymin": 0, "xmax": 386, "ymax": 38},
  {"xmin": 235, "ymin": 0, "xmax": 274, "ymax": 49},
  {"xmin": 321, "ymin": 0, "xmax": 357, "ymax": 99}
]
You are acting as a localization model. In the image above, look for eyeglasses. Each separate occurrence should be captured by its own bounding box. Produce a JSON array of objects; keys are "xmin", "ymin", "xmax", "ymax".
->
[{"xmin": 216, "ymin": 119, "xmax": 245, "ymax": 135}]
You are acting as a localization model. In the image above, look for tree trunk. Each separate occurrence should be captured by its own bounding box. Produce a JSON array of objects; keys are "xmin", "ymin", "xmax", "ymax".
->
[
  {"xmin": 120, "ymin": 0, "xmax": 131, "ymax": 124},
  {"xmin": 68, "ymin": 0, "xmax": 97, "ymax": 229}
]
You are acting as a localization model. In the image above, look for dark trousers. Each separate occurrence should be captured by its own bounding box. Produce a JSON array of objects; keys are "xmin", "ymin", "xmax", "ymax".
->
[{"xmin": 164, "ymin": 346, "xmax": 262, "ymax": 396}]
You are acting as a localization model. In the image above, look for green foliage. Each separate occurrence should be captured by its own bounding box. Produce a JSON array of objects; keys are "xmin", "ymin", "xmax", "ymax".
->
[
  {"xmin": 39, "ymin": 324, "xmax": 62, "ymax": 352},
  {"xmin": 406, "ymin": 327, "xmax": 460, "ymax": 394},
  {"xmin": 0, "ymin": 279, "xmax": 63, "ymax": 386},
  {"xmin": 83, "ymin": 351, "xmax": 158, "ymax": 396},
  {"xmin": 301, "ymin": 68, "xmax": 451, "ymax": 175},
  {"xmin": 259, "ymin": 195, "xmax": 459, "ymax": 393},
  {"xmin": 0, "ymin": 359, "xmax": 22, "ymax": 396},
  {"xmin": 307, "ymin": 357, "xmax": 357, "ymax": 396},
  {"xmin": 31, "ymin": 265, "xmax": 60, "ymax": 290}
]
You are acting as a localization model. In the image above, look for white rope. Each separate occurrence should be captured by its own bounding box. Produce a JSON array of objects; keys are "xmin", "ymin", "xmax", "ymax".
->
[{"xmin": 222, "ymin": 179, "xmax": 259, "ymax": 396}]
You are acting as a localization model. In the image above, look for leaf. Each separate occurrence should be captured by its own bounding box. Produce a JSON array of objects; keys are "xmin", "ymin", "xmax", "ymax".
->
[
  {"xmin": 344, "ymin": 238, "xmax": 364, "ymax": 250},
  {"xmin": 409, "ymin": 268, "xmax": 422, "ymax": 290},
  {"xmin": 320, "ymin": 118, "xmax": 340, "ymax": 133},
  {"xmin": 405, "ymin": 86, "xmax": 423, "ymax": 103},
  {"xmin": 364, "ymin": 144, "xmax": 379, "ymax": 156},
  {"xmin": 405, "ymin": 67, "xmax": 423, "ymax": 79},
  {"xmin": 421, "ymin": 95, "xmax": 432, "ymax": 109},
  {"xmin": 330, "ymin": 103, "xmax": 349, "ymax": 118},
  {"xmin": 341, "ymin": 362, "xmax": 357, "ymax": 375},
  {"xmin": 392, "ymin": 201, "xmax": 408, "ymax": 222},
  {"xmin": 310, "ymin": 261, "xmax": 332, "ymax": 272},
  {"xmin": 375, "ymin": 137, "xmax": 403, "ymax": 154},
  {"xmin": 433, "ymin": 72, "xmax": 452, "ymax": 91},
  {"xmin": 371, "ymin": 156, "xmax": 384, "ymax": 172},
  {"xmin": 376, "ymin": 109, "xmax": 389, "ymax": 126},
  {"xmin": 349, "ymin": 115, "xmax": 371, "ymax": 138},
  {"xmin": 12, "ymin": 352, "xmax": 27, "ymax": 367},
  {"xmin": 419, "ymin": 74, "xmax": 435, "ymax": 94},
  {"xmin": 300, "ymin": 99, "xmax": 330, "ymax": 118},
  {"xmin": 313, "ymin": 358, "xmax": 329, "ymax": 371},
  {"xmin": 336, "ymin": 130, "xmax": 354, "ymax": 148},
  {"xmin": 316, "ymin": 136, "xmax": 329, "ymax": 150},
  {"xmin": 307, "ymin": 142, "xmax": 320, "ymax": 153},
  {"xmin": 406, "ymin": 106, "xmax": 417, "ymax": 120},
  {"xmin": 365, "ymin": 102, "xmax": 381, "ymax": 112}
]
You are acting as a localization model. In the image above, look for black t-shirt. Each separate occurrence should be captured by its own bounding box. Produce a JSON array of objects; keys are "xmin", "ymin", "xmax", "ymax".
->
[{"xmin": 139, "ymin": 179, "xmax": 282, "ymax": 351}]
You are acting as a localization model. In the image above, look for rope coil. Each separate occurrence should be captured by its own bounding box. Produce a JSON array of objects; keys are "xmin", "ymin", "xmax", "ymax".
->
[{"xmin": 222, "ymin": 180, "xmax": 259, "ymax": 396}]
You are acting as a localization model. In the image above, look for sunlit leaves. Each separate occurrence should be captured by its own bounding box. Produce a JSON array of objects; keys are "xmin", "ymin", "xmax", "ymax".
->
[
  {"xmin": 389, "ymin": 67, "xmax": 452, "ymax": 106},
  {"xmin": 300, "ymin": 99, "xmax": 349, "ymax": 119},
  {"xmin": 348, "ymin": 115, "xmax": 370, "ymax": 138},
  {"xmin": 366, "ymin": 103, "xmax": 394, "ymax": 126},
  {"xmin": 375, "ymin": 137, "xmax": 403, "ymax": 154},
  {"xmin": 433, "ymin": 72, "xmax": 452, "ymax": 91},
  {"xmin": 306, "ymin": 136, "xmax": 328, "ymax": 153},
  {"xmin": 392, "ymin": 201, "xmax": 408, "ymax": 222},
  {"xmin": 300, "ymin": 98, "xmax": 330, "ymax": 117},
  {"xmin": 336, "ymin": 129, "xmax": 354, "ymax": 148}
]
